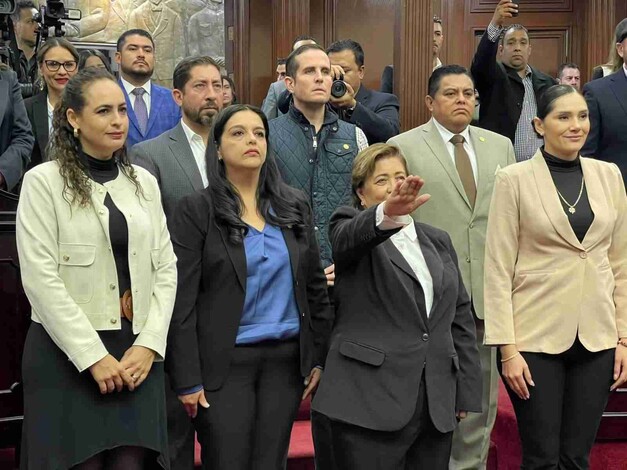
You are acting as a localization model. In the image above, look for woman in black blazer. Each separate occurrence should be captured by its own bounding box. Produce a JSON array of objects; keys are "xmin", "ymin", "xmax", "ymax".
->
[
  {"xmin": 23, "ymin": 37, "xmax": 78, "ymax": 170},
  {"xmin": 167, "ymin": 104, "xmax": 333, "ymax": 470},
  {"xmin": 311, "ymin": 143, "xmax": 482, "ymax": 470}
]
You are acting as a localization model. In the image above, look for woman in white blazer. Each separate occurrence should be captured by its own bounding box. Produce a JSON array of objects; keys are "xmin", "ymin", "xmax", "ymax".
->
[
  {"xmin": 16, "ymin": 67, "xmax": 177, "ymax": 469},
  {"xmin": 484, "ymin": 85, "xmax": 627, "ymax": 469}
]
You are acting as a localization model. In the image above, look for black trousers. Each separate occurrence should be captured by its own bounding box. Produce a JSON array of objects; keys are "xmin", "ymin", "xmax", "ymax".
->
[
  {"xmin": 193, "ymin": 339, "xmax": 303, "ymax": 470},
  {"xmin": 311, "ymin": 375, "xmax": 453, "ymax": 470},
  {"xmin": 498, "ymin": 339, "xmax": 614, "ymax": 470},
  {"xmin": 165, "ymin": 373, "xmax": 196, "ymax": 470}
]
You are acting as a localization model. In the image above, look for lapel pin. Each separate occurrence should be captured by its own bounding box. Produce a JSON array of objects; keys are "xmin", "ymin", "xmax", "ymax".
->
[
  {"xmin": 343, "ymin": 143, "xmax": 350, "ymax": 150},
  {"xmin": 479, "ymin": 137, "xmax": 486, "ymax": 142}
]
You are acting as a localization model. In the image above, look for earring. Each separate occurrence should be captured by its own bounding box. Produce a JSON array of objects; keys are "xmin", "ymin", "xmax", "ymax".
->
[{"xmin": 73, "ymin": 128, "xmax": 80, "ymax": 138}]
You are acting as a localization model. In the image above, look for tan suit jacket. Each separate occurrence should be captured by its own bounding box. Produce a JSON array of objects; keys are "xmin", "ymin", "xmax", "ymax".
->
[
  {"xmin": 388, "ymin": 119, "xmax": 516, "ymax": 319},
  {"xmin": 484, "ymin": 150, "xmax": 627, "ymax": 353}
]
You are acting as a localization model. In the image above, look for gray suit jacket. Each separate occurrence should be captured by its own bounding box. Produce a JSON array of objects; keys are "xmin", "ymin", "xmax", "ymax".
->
[
  {"xmin": 129, "ymin": 121, "xmax": 204, "ymax": 221},
  {"xmin": 261, "ymin": 80, "xmax": 287, "ymax": 120},
  {"xmin": 388, "ymin": 119, "xmax": 516, "ymax": 319},
  {"xmin": 0, "ymin": 69, "xmax": 34, "ymax": 191}
]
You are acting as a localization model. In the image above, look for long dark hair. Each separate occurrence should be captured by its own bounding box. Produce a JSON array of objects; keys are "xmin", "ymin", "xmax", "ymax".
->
[
  {"xmin": 206, "ymin": 104, "xmax": 306, "ymax": 244},
  {"xmin": 78, "ymin": 49, "xmax": 113, "ymax": 74},
  {"xmin": 221, "ymin": 75, "xmax": 238, "ymax": 104},
  {"xmin": 49, "ymin": 67, "xmax": 143, "ymax": 207}
]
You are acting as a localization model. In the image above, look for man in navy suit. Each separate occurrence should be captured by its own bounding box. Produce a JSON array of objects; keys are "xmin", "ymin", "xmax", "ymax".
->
[
  {"xmin": 582, "ymin": 18, "xmax": 627, "ymax": 186},
  {"xmin": 327, "ymin": 39, "xmax": 400, "ymax": 143},
  {"xmin": 115, "ymin": 29, "xmax": 181, "ymax": 149}
]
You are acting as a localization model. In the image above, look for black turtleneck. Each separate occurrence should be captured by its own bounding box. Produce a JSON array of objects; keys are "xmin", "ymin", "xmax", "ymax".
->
[
  {"xmin": 87, "ymin": 154, "xmax": 131, "ymax": 296},
  {"xmin": 541, "ymin": 147, "xmax": 594, "ymax": 243}
]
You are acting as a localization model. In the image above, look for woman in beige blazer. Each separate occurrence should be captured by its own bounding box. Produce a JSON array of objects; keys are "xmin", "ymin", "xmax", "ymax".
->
[
  {"xmin": 16, "ymin": 68, "xmax": 176, "ymax": 469},
  {"xmin": 484, "ymin": 84, "xmax": 627, "ymax": 469}
]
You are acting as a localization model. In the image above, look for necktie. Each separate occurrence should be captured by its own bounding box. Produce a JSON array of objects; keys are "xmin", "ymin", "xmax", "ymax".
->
[
  {"xmin": 450, "ymin": 134, "xmax": 476, "ymax": 207},
  {"xmin": 132, "ymin": 87, "xmax": 148, "ymax": 135}
]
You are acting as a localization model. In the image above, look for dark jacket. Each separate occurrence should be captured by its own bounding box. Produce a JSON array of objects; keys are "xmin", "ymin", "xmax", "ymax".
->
[
  {"xmin": 0, "ymin": 69, "xmax": 34, "ymax": 190},
  {"xmin": 166, "ymin": 187, "xmax": 333, "ymax": 391},
  {"xmin": 311, "ymin": 205, "xmax": 482, "ymax": 433},
  {"xmin": 471, "ymin": 32, "xmax": 556, "ymax": 143},
  {"xmin": 380, "ymin": 65, "xmax": 394, "ymax": 94},
  {"xmin": 269, "ymin": 105, "xmax": 360, "ymax": 267},
  {"xmin": 582, "ymin": 70, "xmax": 627, "ymax": 186},
  {"xmin": 347, "ymin": 85, "xmax": 400, "ymax": 144},
  {"xmin": 23, "ymin": 91, "xmax": 48, "ymax": 171}
]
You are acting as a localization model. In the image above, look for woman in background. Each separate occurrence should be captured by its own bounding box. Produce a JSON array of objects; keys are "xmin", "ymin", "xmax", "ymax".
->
[
  {"xmin": 23, "ymin": 38, "xmax": 79, "ymax": 169},
  {"xmin": 222, "ymin": 75, "xmax": 237, "ymax": 106},
  {"xmin": 79, "ymin": 49, "xmax": 113, "ymax": 74}
]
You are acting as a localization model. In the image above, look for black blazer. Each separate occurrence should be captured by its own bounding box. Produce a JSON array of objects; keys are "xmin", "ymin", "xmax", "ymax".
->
[
  {"xmin": 0, "ymin": 69, "xmax": 34, "ymax": 191},
  {"xmin": 23, "ymin": 91, "xmax": 49, "ymax": 170},
  {"xmin": 166, "ymin": 187, "xmax": 334, "ymax": 392},
  {"xmin": 311, "ymin": 206, "xmax": 482, "ymax": 433},
  {"xmin": 348, "ymin": 85, "xmax": 400, "ymax": 144},
  {"xmin": 582, "ymin": 70, "xmax": 627, "ymax": 186},
  {"xmin": 471, "ymin": 32, "xmax": 556, "ymax": 144}
]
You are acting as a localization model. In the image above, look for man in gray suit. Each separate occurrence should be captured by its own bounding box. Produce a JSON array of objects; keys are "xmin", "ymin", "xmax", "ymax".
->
[
  {"xmin": 129, "ymin": 55, "xmax": 223, "ymax": 469},
  {"xmin": 261, "ymin": 35, "xmax": 317, "ymax": 120},
  {"xmin": 389, "ymin": 65, "xmax": 516, "ymax": 470}
]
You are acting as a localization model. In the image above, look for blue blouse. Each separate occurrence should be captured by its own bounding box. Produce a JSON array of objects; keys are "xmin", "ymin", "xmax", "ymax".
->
[{"xmin": 236, "ymin": 223, "xmax": 300, "ymax": 344}]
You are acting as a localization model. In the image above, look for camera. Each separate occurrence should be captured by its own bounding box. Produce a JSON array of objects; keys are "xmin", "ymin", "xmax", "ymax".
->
[
  {"xmin": 0, "ymin": 0, "xmax": 15, "ymax": 15},
  {"xmin": 331, "ymin": 73, "xmax": 347, "ymax": 98},
  {"xmin": 33, "ymin": 1, "xmax": 81, "ymax": 40}
]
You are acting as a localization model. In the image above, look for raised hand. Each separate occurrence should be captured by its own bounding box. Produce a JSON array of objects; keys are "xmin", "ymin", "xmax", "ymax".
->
[
  {"xmin": 383, "ymin": 176, "xmax": 430, "ymax": 218},
  {"xmin": 492, "ymin": 0, "xmax": 519, "ymax": 26}
]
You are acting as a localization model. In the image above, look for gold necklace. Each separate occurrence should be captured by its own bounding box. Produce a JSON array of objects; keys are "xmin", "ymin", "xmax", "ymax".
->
[{"xmin": 556, "ymin": 177, "xmax": 585, "ymax": 215}]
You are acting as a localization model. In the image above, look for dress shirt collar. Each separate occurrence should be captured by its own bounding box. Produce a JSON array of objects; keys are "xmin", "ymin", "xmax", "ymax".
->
[
  {"xmin": 623, "ymin": 63, "xmax": 627, "ymax": 79},
  {"xmin": 523, "ymin": 64, "xmax": 533, "ymax": 78},
  {"xmin": 180, "ymin": 119, "xmax": 206, "ymax": 146},
  {"xmin": 47, "ymin": 95, "xmax": 54, "ymax": 117},
  {"xmin": 432, "ymin": 117, "xmax": 471, "ymax": 146},
  {"xmin": 391, "ymin": 219, "xmax": 417, "ymax": 243},
  {"xmin": 120, "ymin": 76, "xmax": 151, "ymax": 97}
]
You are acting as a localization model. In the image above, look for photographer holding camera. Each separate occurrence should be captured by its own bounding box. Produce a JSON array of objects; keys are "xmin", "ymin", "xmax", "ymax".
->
[
  {"xmin": 327, "ymin": 39, "xmax": 400, "ymax": 144},
  {"xmin": 11, "ymin": 1, "xmax": 38, "ymax": 82}
]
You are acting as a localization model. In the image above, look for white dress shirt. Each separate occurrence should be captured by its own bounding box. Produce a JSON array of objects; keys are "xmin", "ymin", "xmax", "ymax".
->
[
  {"xmin": 432, "ymin": 118, "xmax": 478, "ymax": 184},
  {"xmin": 180, "ymin": 119, "xmax": 208, "ymax": 188},
  {"xmin": 376, "ymin": 203, "xmax": 434, "ymax": 316},
  {"xmin": 120, "ymin": 77, "xmax": 152, "ymax": 116},
  {"xmin": 47, "ymin": 96, "xmax": 54, "ymax": 135}
]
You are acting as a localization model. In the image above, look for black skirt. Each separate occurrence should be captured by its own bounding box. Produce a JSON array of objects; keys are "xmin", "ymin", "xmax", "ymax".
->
[{"xmin": 20, "ymin": 320, "xmax": 169, "ymax": 469}]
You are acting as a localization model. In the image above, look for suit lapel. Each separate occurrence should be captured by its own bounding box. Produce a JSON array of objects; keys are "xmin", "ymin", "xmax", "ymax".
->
[
  {"xmin": 382, "ymin": 239, "xmax": 428, "ymax": 328},
  {"xmin": 355, "ymin": 85, "xmax": 370, "ymax": 107},
  {"xmin": 421, "ymin": 120, "xmax": 471, "ymax": 209},
  {"xmin": 169, "ymin": 123, "xmax": 204, "ymax": 190},
  {"xmin": 33, "ymin": 93, "xmax": 49, "ymax": 157},
  {"xmin": 145, "ymin": 83, "xmax": 161, "ymax": 136},
  {"xmin": 531, "ymin": 151, "xmax": 582, "ymax": 249},
  {"xmin": 413, "ymin": 224, "xmax": 444, "ymax": 323},
  {"xmin": 216, "ymin": 222, "xmax": 247, "ymax": 291},
  {"xmin": 609, "ymin": 72, "xmax": 627, "ymax": 119},
  {"xmin": 468, "ymin": 126, "xmax": 492, "ymax": 216},
  {"xmin": 121, "ymin": 83, "xmax": 142, "ymax": 136},
  {"xmin": 581, "ymin": 157, "xmax": 610, "ymax": 249},
  {"xmin": 281, "ymin": 226, "xmax": 300, "ymax": 282},
  {"xmin": 0, "ymin": 77, "xmax": 7, "ymax": 130}
]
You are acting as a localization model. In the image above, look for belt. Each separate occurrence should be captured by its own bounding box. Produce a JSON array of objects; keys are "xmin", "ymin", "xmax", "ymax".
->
[{"xmin": 120, "ymin": 289, "xmax": 133, "ymax": 321}]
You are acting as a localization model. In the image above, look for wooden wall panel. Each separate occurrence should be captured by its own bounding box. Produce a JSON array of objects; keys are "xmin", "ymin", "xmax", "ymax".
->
[
  {"xmin": 324, "ymin": 0, "xmax": 396, "ymax": 91},
  {"xmin": 249, "ymin": 0, "xmax": 273, "ymax": 107},
  {"xmin": 469, "ymin": 0, "xmax": 572, "ymax": 13}
]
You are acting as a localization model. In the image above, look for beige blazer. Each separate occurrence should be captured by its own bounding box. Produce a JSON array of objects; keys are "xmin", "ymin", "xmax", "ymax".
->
[
  {"xmin": 388, "ymin": 119, "xmax": 516, "ymax": 319},
  {"xmin": 16, "ymin": 161, "xmax": 177, "ymax": 372},
  {"xmin": 484, "ymin": 150, "xmax": 627, "ymax": 353}
]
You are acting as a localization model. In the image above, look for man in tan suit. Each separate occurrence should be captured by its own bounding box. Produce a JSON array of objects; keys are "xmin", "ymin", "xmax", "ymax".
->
[{"xmin": 388, "ymin": 64, "xmax": 516, "ymax": 470}]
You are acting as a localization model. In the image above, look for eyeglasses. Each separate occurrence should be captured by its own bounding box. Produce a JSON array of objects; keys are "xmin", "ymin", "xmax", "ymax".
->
[{"xmin": 44, "ymin": 60, "xmax": 78, "ymax": 72}]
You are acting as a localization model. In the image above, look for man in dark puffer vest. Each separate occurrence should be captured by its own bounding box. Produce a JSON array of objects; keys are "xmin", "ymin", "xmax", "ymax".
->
[{"xmin": 270, "ymin": 44, "xmax": 368, "ymax": 285}]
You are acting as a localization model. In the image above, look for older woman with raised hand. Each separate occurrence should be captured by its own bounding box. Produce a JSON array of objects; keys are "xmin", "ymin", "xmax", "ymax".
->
[
  {"xmin": 17, "ymin": 67, "xmax": 177, "ymax": 469},
  {"xmin": 484, "ymin": 84, "xmax": 627, "ymax": 469},
  {"xmin": 23, "ymin": 38, "xmax": 79, "ymax": 170},
  {"xmin": 167, "ymin": 104, "xmax": 333, "ymax": 470},
  {"xmin": 311, "ymin": 143, "xmax": 482, "ymax": 470}
]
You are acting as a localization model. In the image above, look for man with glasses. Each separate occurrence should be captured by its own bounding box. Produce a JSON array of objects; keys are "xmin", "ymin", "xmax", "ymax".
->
[{"xmin": 115, "ymin": 29, "xmax": 181, "ymax": 148}]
